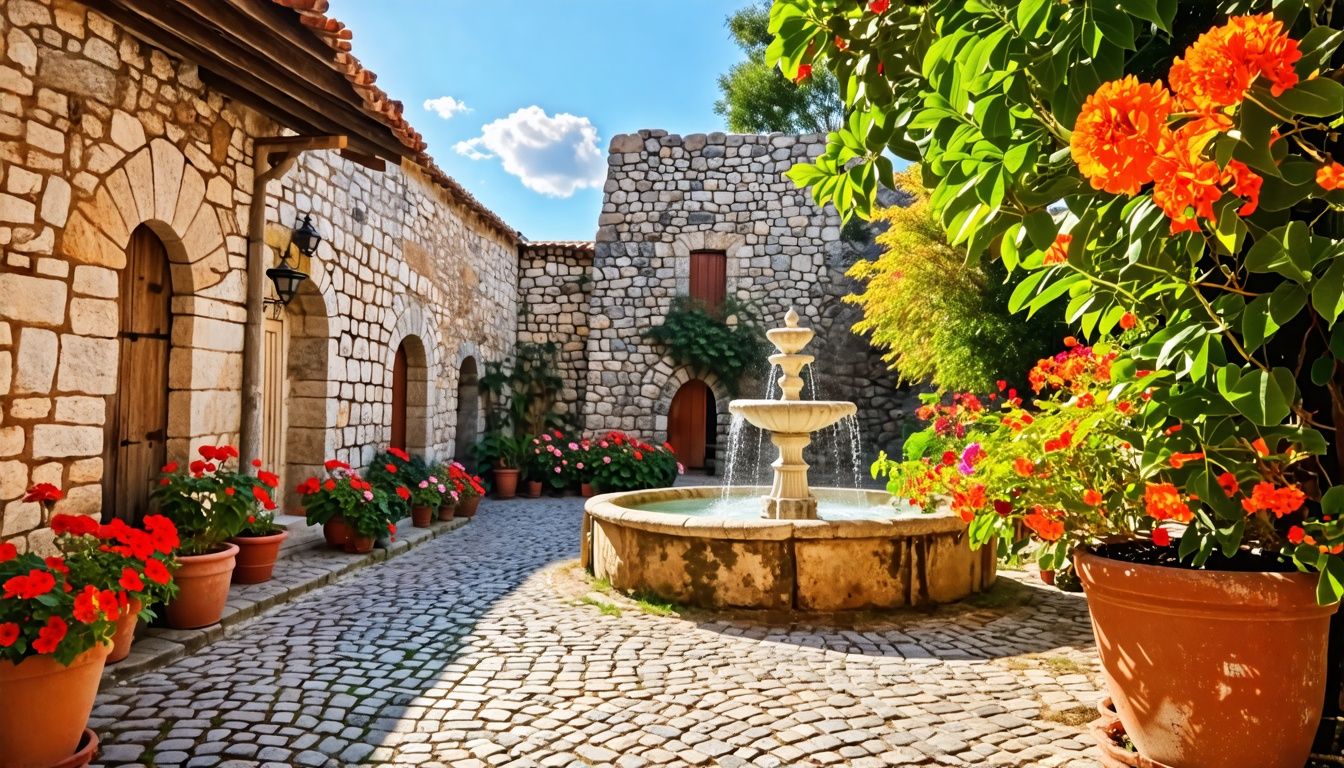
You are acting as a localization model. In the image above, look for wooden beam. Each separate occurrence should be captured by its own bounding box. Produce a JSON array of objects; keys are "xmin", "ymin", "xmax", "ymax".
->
[{"xmin": 339, "ymin": 148, "xmax": 387, "ymax": 172}]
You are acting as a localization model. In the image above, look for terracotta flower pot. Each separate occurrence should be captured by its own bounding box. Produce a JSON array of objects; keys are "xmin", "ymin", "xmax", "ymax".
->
[
  {"xmin": 456, "ymin": 495, "xmax": 481, "ymax": 518},
  {"xmin": 0, "ymin": 643, "xmax": 111, "ymax": 767},
  {"xmin": 165, "ymin": 543, "xmax": 239, "ymax": 630},
  {"xmin": 229, "ymin": 530, "xmax": 288, "ymax": 584},
  {"xmin": 1039, "ymin": 568, "xmax": 1056, "ymax": 586},
  {"xmin": 322, "ymin": 515, "xmax": 352, "ymax": 550},
  {"xmin": 438, "ymin": 503, "xmax": 457, "ymax": 521},
  {"xmin": 525, "ymin": 480, "xmax": 543, "ymax": 498},
  {"xmin": 50, "ymin": 728, "xmax": 99, "ymax": 768},
  {"xmin": 1075, "ymin": 548, "xmax": 1339, "ymax": 768},
  {"xmin": 493, "ymin": 468, "xmax": 520, "ymax": 499},
  {"xmin": 411, "ymin": 504, "xmax": 433, "ymax": 528},
  {"xmin": 580, "ymin": 482, "xmax": 594, "ymax": 498},
  {"xmin": 345, "ymin": 533, "xmax": 374, "ymax": 554},
  {"xmin": 107, "ymin": 597, "xmax": 142, "ymax": 664}
]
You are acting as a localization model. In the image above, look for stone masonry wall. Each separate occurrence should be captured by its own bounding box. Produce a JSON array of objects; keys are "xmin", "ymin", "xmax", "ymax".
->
[
  {"xmin": 517, "ymin": 243, "xmax": 593, "ymax": 423},
  {"xmin": 0, "ymin": 0, "xmax": 517, "ymax": 553},
  {"xmin": 580, "ymin": 129, "xmax": 915, "ymax": 473}
]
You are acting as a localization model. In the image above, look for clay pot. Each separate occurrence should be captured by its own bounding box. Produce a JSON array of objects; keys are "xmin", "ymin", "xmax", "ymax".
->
[
  {"xmin": 525, "ymin": 480, "xmax": 543, "ymax": 499},
  {"xmin": 1075, "ymin": 548, "xmax": 1339, "ymax": 768},
  {"xmin": 322, "ymin": 515, "xmax": 352, "ymax": 550},
  {"xmin": 411, "ymin": 504, "xmax": 433, "ymax": 528},
  {"xmin": 456, "ymin": 495, "xmax": 481, "ymax": 518},
  {"xmin": 1039, "ymin": 568, "xmax": 1056, "ymax": 586},
  {"xmin": 493, "ymin": 468, "xmax": 519, "ymax": 499},
  {"xmin": 580, "ymin": 483, "xmax": 594, "ymax": 498},
  {"xmin": 50, "ymin": 728, "xmax": 99, "ymax": 768},
  {"xmin": 165, "ymin": 543, "xmax": 239, "ymax": 629},
  {"xmin": 345, "ymin": 533, "xmax": 374, "ymax": 554},
  {"xmin": 438, "ymin": 503, "xmax": 457, "ymax": 521},
  {"xmin": 107, "ymin": 597, "xmax": 142, "ymax": 664},
  {"xmin": 229, "ymin": 530, "xmax": 288, "ymax": 584},
  {"xmin": 0, "ymin": 643, "xmax": 111, "ymax": 767}
]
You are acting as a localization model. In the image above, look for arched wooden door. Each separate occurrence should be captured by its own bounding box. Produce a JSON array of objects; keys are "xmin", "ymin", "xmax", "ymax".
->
[
  {"xmin": 104, "ymin": 225, "xmax": 172, "ymax": 523},
  {"xmin": 390, "ymin": 342, "xmax": 409, "ymax": 450},
  {"xmin": 668, "ymin": 380, "xmax": 714, "ymax": 470}
]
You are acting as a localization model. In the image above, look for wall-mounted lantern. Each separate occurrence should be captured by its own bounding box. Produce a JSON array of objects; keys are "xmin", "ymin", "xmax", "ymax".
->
[{"xmin": 264, "ymin": 214, "xmax": 317, "ymax": 317}]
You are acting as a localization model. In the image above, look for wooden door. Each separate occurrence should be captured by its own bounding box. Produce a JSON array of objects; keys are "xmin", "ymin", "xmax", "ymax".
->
[
  {"xmin": 261, "ymin": 313, "xmax": 288, "ymax": 488},
  {"xmin": 689, "ymin": 250, "xmax": 726, "ymax": 311},
  {"xmin": 105, "ymin": 226, "xmax": 172, "ymax": 523},
  {"xmin": 668, "ymin": 380, "xmax": 711, "ymax": 469},
  {"xmin": 390, "ymin": 343, "xmax": 408, "ymax": 449}
]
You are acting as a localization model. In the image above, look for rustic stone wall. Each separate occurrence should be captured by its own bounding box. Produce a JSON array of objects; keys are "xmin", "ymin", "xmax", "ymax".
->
[
  {"xmin": 579, "ymin": 129, "xmax": 914, "ymax": 474},
  {"xmin": 0, "ymin": 0, "xmax": 517, "ymax": 552},
  {"xmin": 517, "ymin": 242, "xmax": 593, "ymax": 421}
]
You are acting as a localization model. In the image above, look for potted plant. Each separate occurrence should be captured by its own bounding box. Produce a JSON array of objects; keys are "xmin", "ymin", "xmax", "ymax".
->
[
  {"xmin": 589, "ymin": 431, "xmax": 683, "ymax": 493},
  {"xmin": 229, "ymin": 507, "xmax": 287, "ymax": 585},
  {"xmin": 434, "ymin": 464, "xmax": 460, "ymax": 520},
  {"xmin": 409, "ymin": 473, "xmax": 446, "ymax": 528},
  {"xmin": 154, "ymin": 446, "xmax": 274, "ymax": 629},
  {"xmin": 48, "ymin": 506, "xmax": 179, "ymax": 665},
  {"xmin": 1, "ymin": 488, "xmax": 119, "ymax": 766},
  {"xmin": 477, "ymin": 432, "xmax": 526, "ymax": 499},
  {"xmin": 367, "ymin": 447, "xmax": 422, "ymax": 525},
  {"xmin": 297, "ymin": 461, "xmax": 402, "ymax": 554},
  {"xmin": 450, "ymin": 463, "xmax": 485, "ymax": 517}
]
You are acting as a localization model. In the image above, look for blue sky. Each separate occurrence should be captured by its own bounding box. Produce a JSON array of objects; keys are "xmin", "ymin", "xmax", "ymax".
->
[{"xmin": 328, "ymin": 1, "xmax": 746, "ymax": 241}]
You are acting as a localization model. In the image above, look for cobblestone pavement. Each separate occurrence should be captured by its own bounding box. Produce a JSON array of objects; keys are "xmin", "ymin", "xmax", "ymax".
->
[{"xmin": 91, "ymin": 496, "xmax": 1105, "ymax": 768}]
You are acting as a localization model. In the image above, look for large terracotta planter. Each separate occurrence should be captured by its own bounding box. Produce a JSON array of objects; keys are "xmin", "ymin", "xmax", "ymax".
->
[
  {"xmin": 493, "ymin": 468, "xmax": 519, "ymax": 499},
  {"xmin": 411, "ymin": 504, "xmax": 433, "ymax": 528},
  {"xmin": 438, "ymin": 502, "xmax": 457, "ymax": 521},
  {"xmin": 107, "ymin": 597, "xmax": 142, "ymax": 664},
  {"xmin": 580, "ymin": 482, "xmax": 595, "ymax": 498},
  {"xmin": 165, "ymin": 543, "xmax": 239, "ymax": 630},
  {"xmin": 456, "ymin": 495, "xmax": 481, "ymax": 518},
  {"xmin": 50, "ymin": 729, "xmax": 98, "ymax": 768},
  {"xmin": 345, "ymin": 533, "xmax": 374, "ymax": 554},
  {"xmin": 0, "ymin": 643, "xmax": 111, "ymax": 767},
  {"xmin": 525, "ymin": 480, "xmax": 543, "ymax": 499},
  {"xmin": 322, "ymin": 515, "xmax": 351, "ymax": 550},
  {"xmin": 1075, "ymin": 547, "xmax": 1339, "ymax": 768},
  {"xmin": 229, "ymin": 530, "xmax": 288, "ymax": 584}
]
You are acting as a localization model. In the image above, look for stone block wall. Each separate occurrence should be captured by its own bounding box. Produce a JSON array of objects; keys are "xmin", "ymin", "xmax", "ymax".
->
[
  {"xmin": 517, "ymin": 242, "xmax": 594, "ymax": 421},
  {"xmin": 0, "ymin": 0, "xmax": 517, "ymax": 552},
  {"xmin": 579, "ymin": 129, "xmax": 914, "ymax": 472}
]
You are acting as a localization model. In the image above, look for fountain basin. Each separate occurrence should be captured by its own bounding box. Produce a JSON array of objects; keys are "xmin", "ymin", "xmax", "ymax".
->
[
  {"xmin": 582, "ymin": 486, "xmax": 996, "ymax": 611},
  {"xmin": 729, "ymin": 400, "xmax": 856, "ymax": 434}
]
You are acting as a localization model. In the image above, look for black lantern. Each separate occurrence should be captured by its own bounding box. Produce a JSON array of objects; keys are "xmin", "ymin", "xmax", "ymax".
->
[{"xmin": 264, "ymin": 214, "xmax": 316, "ymax": 317}]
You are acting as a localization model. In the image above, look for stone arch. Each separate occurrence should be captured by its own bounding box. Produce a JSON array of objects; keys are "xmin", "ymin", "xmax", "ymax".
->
[
  {"xmin": 669, "ymin": 230, "xmax": 748, "ymax": 300},
  {"xmin": 56, "ymin": 138, "xmax": 234, "ymax": 462},
  {"xmin": 386, "ymin": 298, "xmax": 439, "ymax": 458},
  {"xmin": 452, "ymin": 341, "xmax": 482, "ymax": 464},
  {"xmin": 276, "ymin": 266, "xmax": 335, "ymax": 511},
  {"xmin": 650, "ymin": 366, "xmax": 732, "ymax": 472}
]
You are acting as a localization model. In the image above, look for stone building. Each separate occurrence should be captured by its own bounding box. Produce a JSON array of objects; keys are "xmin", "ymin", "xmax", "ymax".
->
[
  {"xmin": 516, "ymin": 130, "xmax": 914, "ymax": 476},
  {"xmin": 0, "ymin": 0, "xmax": 518, "ymax": 553}
]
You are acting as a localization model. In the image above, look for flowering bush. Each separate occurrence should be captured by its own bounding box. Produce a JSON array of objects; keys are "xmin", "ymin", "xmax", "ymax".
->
[
  {"xmin": 411, "ymin": 471, "xmax": 450, "ymax": 508},
  {"xmin": 366, "ymin": 448, "xmax": 419, "ymax": 517},
  {"xmin": 589, "ymin": 432, "xmax": 683, "ymax": 492},
  {"xmin": 50, "ymin": 511, "xmax": 179, "ymax": 622},
  {"xmin": 297, "ymin": 459, "xmax": 401, "ymax": 540},
  {"xmin": 0, "ymin": 547, "xmax": 118, "ymax": 665},
  {"xmin": 772, "ymin": 4, "xmax": 1344, "ymax": 601},
  {"xmin": 529, "ymin": 431, "xmax": 593, "ymax": 490},
  {"xmin": 154, "ymin": 445, "xmax": 280, "ymax": 556},
  {"xmin": 447, "ymin": 462, "xmax": 484, "ymax": 501}
]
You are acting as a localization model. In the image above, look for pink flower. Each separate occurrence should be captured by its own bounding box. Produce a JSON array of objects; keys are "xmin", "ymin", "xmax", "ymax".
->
[
  {"xmin": 554, "ymin": 466, "xmax": 562, "ymax": 474},
  {"xmin": 438, "ymin": 484, "xmax": 447, "ymax": 493},
  {"xmin": 677, "ymin": 462, "xmax": 685, "ymax": 475},
  {"xmin": 577, "ymin": 463, "xmax": 584, "ymax": 470},
  {"xmin": 603, "ymin": 456, "xmax": 612, "ymax": 464},
  {"xmin": 542, "ymin": 434, "xmax": 552, "ymax": 442},
  {"xmin": 568, "ymin": 442, "xmax": 578, "ymax": 450},
  {"xmin": 418, "ymin": 480, "xmax": 428, "ymax": 489},
  {"xmin": 362, "ymin": 490, "xmax": 374, "ymax": 501}
]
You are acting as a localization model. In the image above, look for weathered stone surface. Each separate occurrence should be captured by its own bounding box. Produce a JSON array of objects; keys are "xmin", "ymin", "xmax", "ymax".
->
[
  {"xmin": 32, "ymin": 423, "xmax": 102, "ymax": 457},
  {"xmin": 2, "ymin": 273, "xmax": 66, "ymax": 326},
  {"xmin": 14, "ymin": 327, "xmax": 58, "ymax": 393},
  {"xmin": 55, "ymin": 334, "xmax": 117, "ymax": 394}
]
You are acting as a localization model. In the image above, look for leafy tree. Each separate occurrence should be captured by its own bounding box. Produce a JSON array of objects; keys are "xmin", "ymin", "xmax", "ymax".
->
[
  {"xmin": 847, "ymin": 166, "xmax": 1066, "ymax": 392},
  {"xmin": 714, "ymin": 2, "xmax": 843, "ymax": 134}
]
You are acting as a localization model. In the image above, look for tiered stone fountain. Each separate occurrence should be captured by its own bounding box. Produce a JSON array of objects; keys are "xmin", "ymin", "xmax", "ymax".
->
[{"xmin": 582, "ymin": 310, "xmax": 994, "ymax": 611}]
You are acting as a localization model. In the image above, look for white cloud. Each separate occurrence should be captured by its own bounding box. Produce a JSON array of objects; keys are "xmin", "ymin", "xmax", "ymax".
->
[
  {"xmin": 423, "ymin": 96, "xmax": 472, "ymax": 120},
  {"xmin": 453, "ymin": 106, "xmax": 606, "ymax": 198}
]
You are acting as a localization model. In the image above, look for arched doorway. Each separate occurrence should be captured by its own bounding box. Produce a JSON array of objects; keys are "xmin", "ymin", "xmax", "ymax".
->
[
  {"xmin": 456, "ymin": 356, "xmax": 479, "ymax": 468},
  {"xmin": 668, "ymin": 379, "xmax": 716, "ymax": 470},
  {"xmin": 389, "ymin": 336, "xmax": 429, "ymax": 453},
  {"xmin": 262, "ymin": 279, "xmax": 330, "ymax": 512},
  {"xmin": 104, "ymin": 225, "xmax": 172, "ymax": 523}
]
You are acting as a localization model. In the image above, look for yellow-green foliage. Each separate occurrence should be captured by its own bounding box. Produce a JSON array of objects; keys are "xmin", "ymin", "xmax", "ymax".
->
[{"xmin": 846, "ymin": 167, "xmax": 1066, "ymax": 392}]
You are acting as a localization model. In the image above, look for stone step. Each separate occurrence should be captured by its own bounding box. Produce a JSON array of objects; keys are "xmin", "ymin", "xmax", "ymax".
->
[{"xmin": 100, "ymin": 514, "xmax": 472, "ymax": 688}]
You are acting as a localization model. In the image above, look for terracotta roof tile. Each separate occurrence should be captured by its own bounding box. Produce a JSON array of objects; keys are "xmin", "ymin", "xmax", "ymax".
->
[
  {"xmin": 521, "ymin": 240, "xmax": 595, "ymax": 253},
  {"xmin": 270, "ymin": 0, "xmax": 518, "ymax": 241}
]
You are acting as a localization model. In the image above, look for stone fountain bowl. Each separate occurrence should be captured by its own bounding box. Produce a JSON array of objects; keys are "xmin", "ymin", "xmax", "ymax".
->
[
  {"xmin": 581, "ymin": 485, "xmax": 996, "ymax": 611},
  {"xmin": 729, "ymin": 400, "xmax": 857, "ymax": 434}
]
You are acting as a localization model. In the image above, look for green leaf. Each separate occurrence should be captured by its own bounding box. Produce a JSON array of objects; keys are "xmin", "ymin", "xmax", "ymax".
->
[
  {"xmin": 1023, "ymin": 210, "xmax": 1058, "ymax": 251},
  {"xmin": 1322, "ymin": 486, "xmax": 1344, "ymax": 517},
  {"xmin": 1245, "ymin": 222, "xmax": 1311, "ymax": 283},
  {"xmin": 1317, "ymin": 556, "xmax": 1344, "ymax": 605},
  {"xmin": 1311, "ymin": 356, "xmax": 1336, "ymax": 387},
  {"xmin": 1273, "ymin": 78, "xmax": 1344, "ymax": 118},
  {"xmin": 1312, "ymin": 257, "xmax": 1344, "ymax": 325},
  {"xmin": 1216, "ymin": 366, "xmax": 1298, "ymax": 426},
  {"xmin": 1125, "ymin": 0, "xmax": 1175, "ymax": 32}
]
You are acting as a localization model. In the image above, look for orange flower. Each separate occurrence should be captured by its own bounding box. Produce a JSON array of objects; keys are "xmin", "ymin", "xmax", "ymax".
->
[
  {"xmin": 1318, "ymin": 161, "xmax": 1344, "ymax": 191},
  {"xmin": 1251, "ymin": 437, "xmax": 1270, "ymax": 456},
  {"xmin": 1149, "ymin": 128, "xmax": 1225, "ymax": 234},
  {"xmin": 1083, "ymin": 488, "xmax": 1103, "ymax": 506},
  {"xmin": 1119, "ymin": 312, "xmax": 1137, "ymax": 330},
  {"xmin": 1168, "ymin": 14, "xmax": 1301, "ymax": 112},
  {"xmin": 1144, "ymin": 482, "xmax": 1193, "ymax": 523},
  {"xmin": 1043, "ymin": 233, "xmax": 1072, "ymax": 265},
  {"xmin": 1023, "ymin": 507, "xmax": 1065, "ymax": 542},
  {"xmin": 1013, "ymin": 457, "xmax": 1035, "ymax": 477},
  {"xmin": 1216, "ymin": 472, "xmax": 1240, "ymax": 498},
  {"xmin": 1240, "ymin": 482, "xmax": 1306, "ymax": 518},
  {"xmin": 1168, "ymin": 451, "xmax": 1204, "ymax": 469},
  {"xmin": 1071, "ymin": 76, "xmax": 1174, "ymax": 195}
]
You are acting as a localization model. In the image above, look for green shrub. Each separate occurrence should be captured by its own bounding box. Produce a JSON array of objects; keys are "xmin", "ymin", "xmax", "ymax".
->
[{"xmin": 645, "ymin": 296, "xmax": 768, "ymax": 396}]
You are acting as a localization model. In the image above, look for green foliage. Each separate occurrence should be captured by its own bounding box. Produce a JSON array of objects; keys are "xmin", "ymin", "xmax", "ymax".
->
[
  {"xmin": 154, "ymin": 446, "xmax": 277, "ymax": 555},
  {"xmin": 477, "ymin": 342, "xmax": 568, "ymax": 470},
  {"xmin": 296, "ymin": 464, "xmax": 400, "ymax": 539},
  {"xmin": 715, "ymin": 2, "xmax": 845, "ymax": 133},
  {"xmin": 589, "ymin": 432, "xmax": 681, "ymax": 493},
  {"xmin": 366, "ymin": 449, "xmax": 422, "ymax": 518},
  {"xmin": 847, "ymin": 166, "xmax": 1068, "ymax": 390},
  {"xmin": 773, "ymin": 0, "xmax": 1344, "ymax": 599},
  {"xmin": 645, "ymin": 297, "xmax": 768, "ymax": 395}
]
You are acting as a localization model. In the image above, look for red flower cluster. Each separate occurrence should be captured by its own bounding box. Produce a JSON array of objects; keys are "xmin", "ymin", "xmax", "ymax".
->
[
  {"xmin": 1028, "ymin": 344, "xmax": 1115, "ymax": 394},
  {"xmin": 1144, "ymin": 482, "xmax": 1193, "ymax": 523},
  {"xmin": 1023, "ymin": 507, "xmax": 1065, "ymax": 542},
  {"xmin": 1240, "ymin": 482, "xmax": 1306, "ymax": 518},
  {"xmin": 1168, "ymin": 14, "xmax": 1300, "ymax": 111}
]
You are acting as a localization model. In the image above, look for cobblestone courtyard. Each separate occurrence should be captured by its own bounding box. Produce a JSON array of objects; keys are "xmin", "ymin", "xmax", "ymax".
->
[{"xmin": 90, "ymin": 497, "xmax": 1105, "ymax": 768}]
